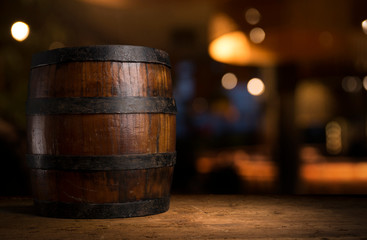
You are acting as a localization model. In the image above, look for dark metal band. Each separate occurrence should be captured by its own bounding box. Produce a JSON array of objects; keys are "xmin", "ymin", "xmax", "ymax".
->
[
  {"xmin": 34, "ymin": 197, "xmax": 170, "ymax": 218},
  {"xmin": 31, "ymin": 45, "xmax": 171, "ymax": 68},
  {"xmin": 27, "ymin": 152, "xmax": 176, "ymax": 170},
  {"xmin": 26, "ymin": 97, "xmax": 177, "ymax": 115}
]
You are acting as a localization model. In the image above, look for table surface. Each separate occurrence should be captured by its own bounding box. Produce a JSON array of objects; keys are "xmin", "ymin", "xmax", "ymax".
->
[{"xmin": 0, "ymin": 195, "xmax": 366, "ymax": 240}]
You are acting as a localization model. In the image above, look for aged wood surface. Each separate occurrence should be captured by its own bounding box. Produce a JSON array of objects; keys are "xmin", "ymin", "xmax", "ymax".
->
[
  {"xmin": 28, "ymin": 62, "xmax": 172, "ymax": 98},
  {"xmin": 0, "ymin": 195, "xmax": 366, "ymax": 239},
  {"xmin": 27, "ymin": 47, "xmax": 176, "ymax": 218},
  {"xmin": 28, "ymin": 61, "xmax": 175, "ymax": 156},
  {"xmin": 30, "ymin": 46, "xmax": 171, "ymax": 68},
  {"xmin": 30, "ymin": 168, "xmax": 174, "ymax": 203},
  {"xmin": 27, "ymin": 114, "xmax": 175, "ymax": 155}
]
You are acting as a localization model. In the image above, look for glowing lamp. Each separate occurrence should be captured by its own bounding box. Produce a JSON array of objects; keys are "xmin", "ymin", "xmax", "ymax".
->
[{"xmin": 11, "ymin": 21, "xmax": 29, "ymax": 42}]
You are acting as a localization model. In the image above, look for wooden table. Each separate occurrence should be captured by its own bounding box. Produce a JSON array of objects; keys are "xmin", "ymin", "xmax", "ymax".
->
[{"xmin": 0, "ymin": 195, "xmax": 366, "ymax": 239}]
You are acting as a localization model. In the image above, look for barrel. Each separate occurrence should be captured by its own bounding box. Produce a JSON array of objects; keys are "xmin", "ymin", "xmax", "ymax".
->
[{"xmin": 26, "ymin": 45, "xmax": 176, "ymax": 218}]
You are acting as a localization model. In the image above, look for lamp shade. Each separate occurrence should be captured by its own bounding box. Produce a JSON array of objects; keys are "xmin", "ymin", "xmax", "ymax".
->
[{"xmin": 208, "ymin": 13, "xmax": 275, "ymax": 66}]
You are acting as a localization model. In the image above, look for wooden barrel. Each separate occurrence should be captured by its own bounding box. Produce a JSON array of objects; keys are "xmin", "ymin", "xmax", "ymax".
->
[{"xmin": 26, "ymin": 45, "xmax": 176, "ymax": 218}]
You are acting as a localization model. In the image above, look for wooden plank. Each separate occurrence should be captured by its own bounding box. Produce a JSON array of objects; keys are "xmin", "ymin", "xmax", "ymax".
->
[{"xmin": 0, "ymin": 195, "xmax": 366, "ymax": 239}]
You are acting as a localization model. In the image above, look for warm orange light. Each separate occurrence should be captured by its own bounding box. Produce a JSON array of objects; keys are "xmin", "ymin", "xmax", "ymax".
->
[
  {"xmin": 11, "ymin": 21, "xmax": 29, "ymax": 41},
  {"xmin": 208, "ymin": 32, "xmax": 275, "ymax": 66},
  {"xmin": 295, "ymin": 81, "xmax": 334, "ymax": 128},
  {"xmin": 362, "ymin": 19, "xmax": 367, "ymax": 35},
  {"xmin": 79, "ymin": 0, "xmax": 128, "ymax": 8},
  {"xmin": 208, "ymin": 12, "xmax": 275, "ymax": 66},
  {"xmin": 208, "ymin": 13, "xmax": 239, "ymax": 41},
  {"xmin": 325, "ymin": 121, "xmax": 342, "ymax": 154},
  {"xmin": 302, "ymin": 162, "xmax": 367, "ymax": 183},
  {"xmin": 209, "ymin": 31, "xmax": 252, "ymax": 66},
  {"xmin": 363, "ymin": 76, "xmax": 367, "ymax": 91},
  {"xmin": 247, "ymin": 78, "xmax": 265, "ymax": 96}
]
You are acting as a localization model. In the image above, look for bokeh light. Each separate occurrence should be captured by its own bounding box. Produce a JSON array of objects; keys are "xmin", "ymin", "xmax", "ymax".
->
[
  {"xmin": 362, "ymin": 19, "xmax": 367, "ymax": 35},
  {"xmin": 221, "ymin": 72, "xmax": 238, "ymax": 90},
  {"xmin": 247, "ymin": 78, "xmax": 265, "ymax": 96},
  {"xmin": 341, "ymin": 76, "xmax": 362, "ymax": 93},
  {"xmin": 11, "ymin": 21, "xmax": 29, "ymax": 41},
  {"xmin": 209, "ymin": 31, "xmax": 251, "ymax": 66},
  {"xmin": 362, "ymin": 76, "xmax": 367, "ymax": 91},
  {"xmin": 326, "ymin": 121, "xmax": 342, "ymax": 155},
  {"xmin": 249, "ymin": 27, "xmax": 266, "ymax": 44},
  {"xmin": 244, "ymin": 8, "xmax": 261, "ymax": 25}
]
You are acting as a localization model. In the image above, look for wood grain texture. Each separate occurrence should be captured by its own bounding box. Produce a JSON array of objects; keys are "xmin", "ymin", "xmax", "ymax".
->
[
  {"xmin": 28, "ymin": 62, "xmax": 172, "ymax": 98},
  {"xmin": 1, "ymin": 195, "xmax": 367, "ymax": 239},
  {"xmin": 27, "ymin": 114, "xmax": 175, "ymax": 155},
  {"xmin": 30, "ymin": 167, "xmax": 174, "ymax": 203},
  {"xmin": 27, "ymin": 55, "xmax": 175, "ymax": 218}
]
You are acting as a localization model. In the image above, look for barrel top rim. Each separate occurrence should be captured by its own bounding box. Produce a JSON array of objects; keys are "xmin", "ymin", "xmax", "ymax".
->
[{"xmin": 31, "ymin": 45, "xmax": 171, "ymax": 68}]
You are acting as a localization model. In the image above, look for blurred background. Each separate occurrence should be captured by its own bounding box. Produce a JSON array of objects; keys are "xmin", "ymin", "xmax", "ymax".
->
[{"xmin": 1, "ymin": 0, "xmax": 367, "ymax": 196}]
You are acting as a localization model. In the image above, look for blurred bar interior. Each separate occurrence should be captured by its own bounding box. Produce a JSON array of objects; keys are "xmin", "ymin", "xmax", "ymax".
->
[{"xmin": 1, "ymin": 0, "xmax": 367, "ymax": 195}]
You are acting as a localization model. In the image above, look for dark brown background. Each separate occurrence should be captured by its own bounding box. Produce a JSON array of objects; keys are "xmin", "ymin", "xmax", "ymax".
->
[{"xmin": 1, "ymin": 0, "xmax": 367, "ymax": 196}]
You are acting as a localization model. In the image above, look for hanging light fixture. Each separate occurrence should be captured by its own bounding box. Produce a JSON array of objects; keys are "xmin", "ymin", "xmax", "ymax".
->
[
  {"xmin": 208, "ymin": 13, "xmax": 275, "ymax": 66},
  {"xmin": 209, "ymin": 30, "xmax": 252, "ymax": 66}
]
